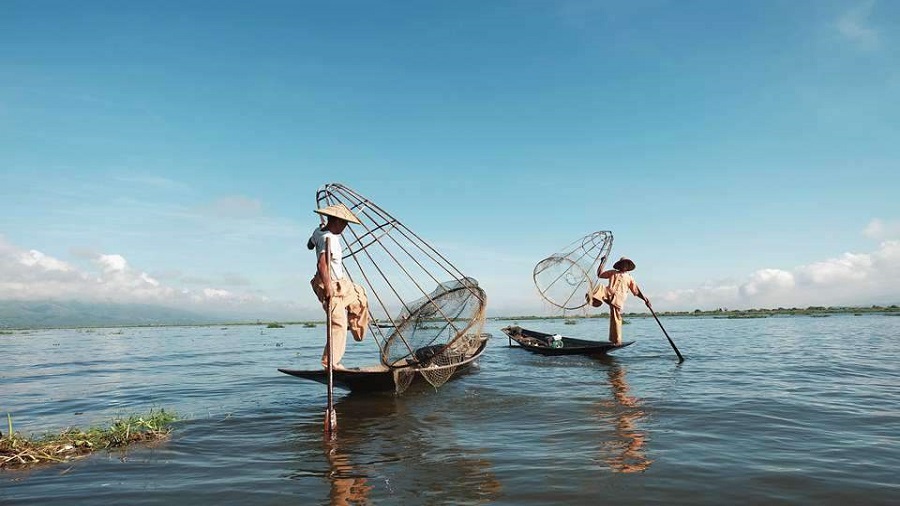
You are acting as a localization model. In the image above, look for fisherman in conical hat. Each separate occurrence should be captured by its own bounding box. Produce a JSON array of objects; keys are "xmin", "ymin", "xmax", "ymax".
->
[
  {"xmin": 587, "ymin": 257, "xmax": 650, "ymax": 346},
  {"xmin": 308, "ymin": 203, "xmax": 369, "ymax": 369}
]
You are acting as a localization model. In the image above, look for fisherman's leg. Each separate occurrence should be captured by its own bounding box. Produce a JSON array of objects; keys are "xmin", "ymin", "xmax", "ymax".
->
[
  {"xmin": 609, "ymin": 305, "xmax": 623, "ymax": 345},
  {"xmin": 588, "ymin": 285, "xmax": 609, "ymax": 308},
  {"xmin": 322, "ymin": 287, "xmax": 350, "ymax": 368}
]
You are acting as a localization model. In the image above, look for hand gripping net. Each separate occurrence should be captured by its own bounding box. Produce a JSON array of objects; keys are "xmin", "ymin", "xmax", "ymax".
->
[
  {"xmin": 532, "ymin": 231, "xmax": 614, "ymax": 311},
  {"xmin": 316, "ymin": 184, "xmax": 488, "ymax": 391}
]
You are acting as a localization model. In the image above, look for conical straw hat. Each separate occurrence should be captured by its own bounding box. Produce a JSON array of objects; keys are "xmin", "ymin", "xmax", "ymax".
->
[
  {"xmin": 314, "ymin": 203, "xmax": 362, "ymax": 224},
  {"xmin": 613, "ymin": 257, "xmax": 636, "ymax": 271}
]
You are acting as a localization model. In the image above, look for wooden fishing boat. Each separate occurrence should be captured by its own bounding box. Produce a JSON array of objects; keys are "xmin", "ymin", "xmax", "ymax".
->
[
  {"xmin": 279, "ymin": 334, "xmax": 490, "ymax": 393},
  {"xmin": 501, "ymin": 325, "xmax": 632, "ymax": 356}
]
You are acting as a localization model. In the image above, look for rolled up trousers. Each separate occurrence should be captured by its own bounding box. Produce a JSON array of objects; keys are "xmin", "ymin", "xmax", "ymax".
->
[{"xmin": 311, "ymin": 276, "xmax": 369, "ymax": 366}]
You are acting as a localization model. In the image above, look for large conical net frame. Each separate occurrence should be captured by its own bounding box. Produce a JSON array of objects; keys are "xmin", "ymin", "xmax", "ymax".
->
[
  {"xmin": 532, "ymin": 231, "xmax": 614, "ymax": 311},
  {"xmin": 316, "ymin": 183, "xmax": 487, "ymax": 390}
]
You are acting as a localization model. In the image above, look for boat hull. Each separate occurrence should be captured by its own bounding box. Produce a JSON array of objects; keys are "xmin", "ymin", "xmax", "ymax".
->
[
  {"xmin": 279, "ymin": 336, "xmax": 490, "ymax": 393},
  {"xmin": 501, "ymin": 325, "xmax": 632, "ymax": 356}
]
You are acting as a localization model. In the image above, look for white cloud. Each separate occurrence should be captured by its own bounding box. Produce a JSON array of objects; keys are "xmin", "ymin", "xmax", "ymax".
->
[
  {"xmin": 836, "ymin": 1, "xmax": 880, "ymax": 50},
  {"xmin": 140, "ymin": 272, "xmax": 160, "ymax": 286},
  {"xmin": 97, "ymin": 254, "xmax": 128, "ymax": 273},
  {"xmin": 739, "ymin": 269, "xmax": 795, "ymax": 297},
  {"xmin": 0, "ymin": 235, "xmax": 306, "ymax": 318},
  {"xmin": 202, "ymin": 288, "xmax": 232, "ymax": 299},
  {"xmin": 661, "ymin": 229, "xmax": 900, "ymax": 310},
  {"xmin": 794, "ymin": 252, "xmax": 872, "ymax": 285},
  {"xmin": 19, "ymin": 250, "xmax": 73, "ymax": 272},
  {"xmin": 863, "ymin": 218, "xmax": 900, "ymax": 240}
]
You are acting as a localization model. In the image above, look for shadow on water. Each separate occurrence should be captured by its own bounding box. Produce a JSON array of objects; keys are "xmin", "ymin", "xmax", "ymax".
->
[{"xmin": 590, "ymin": 356, "xmax": 653, "ymax": 474}]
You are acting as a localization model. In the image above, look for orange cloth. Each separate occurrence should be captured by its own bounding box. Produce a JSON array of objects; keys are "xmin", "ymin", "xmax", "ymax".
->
[
  {"xmin": 589, "ymin": 272, "xmax": 641, "ymax": 309},
  {"xmin": 608, "ymin": 304, "xmax": 623, "ymax": 344},
  {"xmin": 311, "ymin": 275, "xmax": 370, "ymax": 366},
  {"xmin": 588, "ymin": 271, "xmax": 641, "ymax": 345}
]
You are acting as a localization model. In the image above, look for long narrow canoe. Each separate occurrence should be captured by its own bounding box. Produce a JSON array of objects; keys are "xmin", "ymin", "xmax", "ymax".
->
[
  {"xmin": 279, "ymin": 335, "xmax": 490, "ymax": 393},
  {"xmin": 501, "ymin": 325, "xmax": 632, "ymax": 356}
]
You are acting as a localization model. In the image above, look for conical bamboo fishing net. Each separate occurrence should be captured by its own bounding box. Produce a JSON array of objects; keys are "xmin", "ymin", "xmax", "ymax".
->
[
  {"xmin": 316, "ymin": 184, "xmax": 488, "ymax": 391},
  {"xmin": 532, "ymin": 231, "xmax": 614, "ymax": 311}
]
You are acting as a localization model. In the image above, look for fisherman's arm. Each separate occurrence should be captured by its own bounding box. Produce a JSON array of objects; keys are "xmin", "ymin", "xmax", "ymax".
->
[
  {"xmin": 632, "ymin": 282, "xmax": 651, "ymax": 307},
  {"xmin": 317, "ymin": 251, "xmax": 332, "ymax": 299},
  {"xmin": 597, "ymin": 256, "xmax": 609, "ymax": 277}
]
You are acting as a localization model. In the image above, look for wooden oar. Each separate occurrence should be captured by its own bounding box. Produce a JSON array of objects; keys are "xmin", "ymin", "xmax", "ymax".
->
[{"xmin": 646, "ymin": 302, "xmax": 684, "ymax": 362}]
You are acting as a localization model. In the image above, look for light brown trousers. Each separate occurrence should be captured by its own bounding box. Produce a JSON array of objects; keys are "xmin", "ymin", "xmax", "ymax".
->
[{"xmin": 311, "ymin": 275, "xmax": 370, "ymax": 366}]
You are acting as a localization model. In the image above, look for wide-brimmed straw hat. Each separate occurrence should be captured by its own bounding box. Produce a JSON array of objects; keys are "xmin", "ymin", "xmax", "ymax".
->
[
  {"xmin": 314, "ymin": 203, "xmax": 361, "ymax": 225},
  {"xmin": 613, "ymin": 257, "xmax": 636, "ymax": 272}
]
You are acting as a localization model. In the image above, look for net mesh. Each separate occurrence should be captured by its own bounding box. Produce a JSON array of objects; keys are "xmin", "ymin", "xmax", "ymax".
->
[
  {"xmin": 532, "ymin": 231, "xmax": 614, "ymax": 310},
  {"xmin": 316, "ymin": 184, "xmax": 488, "ymax": 391}
]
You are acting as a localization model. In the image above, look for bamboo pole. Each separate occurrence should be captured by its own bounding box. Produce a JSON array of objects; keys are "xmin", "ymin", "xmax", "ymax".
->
[
  {"xmin": 324, "ymin": 240, "xmax": 337, "ymax": 436},
  {"xmin": 646, "ymin": 302, "xmax": 685, "ymax": 362}
]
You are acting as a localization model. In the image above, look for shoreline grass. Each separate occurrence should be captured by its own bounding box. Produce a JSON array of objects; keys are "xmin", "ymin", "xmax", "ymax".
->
[{"xmin": 1, "ymin": 409, "xmax": 176, "ymax": 469}]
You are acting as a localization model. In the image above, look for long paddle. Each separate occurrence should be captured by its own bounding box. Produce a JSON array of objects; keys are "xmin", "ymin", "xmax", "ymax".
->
[
  {"xmin": 324, "ymin": 241, "xmax": 337, "ymax": 436},
  {"xmin": 645, "ymin": 301, "xmax": 684, "ymax": 362}
]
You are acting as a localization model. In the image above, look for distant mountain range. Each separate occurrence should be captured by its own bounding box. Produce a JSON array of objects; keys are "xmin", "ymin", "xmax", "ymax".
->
[{"xmin": 0, "ymin": 300, "xmax": 217, "ymax": 329}]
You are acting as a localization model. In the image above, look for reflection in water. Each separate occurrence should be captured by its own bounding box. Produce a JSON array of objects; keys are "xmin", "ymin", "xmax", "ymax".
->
[
  {"xmin": 299, "ymin": 391, "xmax": 501, "ymax": 505},
  {"xmin": 598, "ymin": 361, "xmax": 653, "ymax": 473},
  {"xmin": 324, "ymin": 437, "xmax": 371, "ymax": 505},
  {"xmin": 316, "ymin": 394, "xmax": 395, "ymax": 506}
]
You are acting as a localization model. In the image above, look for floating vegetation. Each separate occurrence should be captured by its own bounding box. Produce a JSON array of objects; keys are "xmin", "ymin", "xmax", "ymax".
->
[
  {"xmin": 266, "ymin": 322, "xmax": 285, "ymax": 328},
  {"xmin": 0, "ymin": 331, "xmax": 13, "ymax": 335},
  {"xmin": 622, "ymin": 320, "xmax": 631, "ymax": 325},
  {"xmin": 726, "ymin": 314, "xmax": 768, "ymax": 319},
  {"xmin": 302, "ymin": 322, "xmax": 316, "ymax": 328},
  {"xmin": 1, "ymin": 410, "xmax": 176, "ymax": 469}
]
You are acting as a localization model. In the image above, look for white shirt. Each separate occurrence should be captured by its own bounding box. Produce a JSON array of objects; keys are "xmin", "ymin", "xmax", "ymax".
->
[{"xmin": 309, "ymin": 226, "xmax": 344, "ymax": 280}]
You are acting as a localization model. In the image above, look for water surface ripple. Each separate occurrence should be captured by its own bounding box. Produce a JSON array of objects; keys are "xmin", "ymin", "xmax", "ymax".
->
[{"xmin": 2, "ymin": 315, "xmax": 898, "ymax": 504}]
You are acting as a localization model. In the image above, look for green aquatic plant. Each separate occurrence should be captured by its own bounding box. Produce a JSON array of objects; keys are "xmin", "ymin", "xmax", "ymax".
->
[
  {"xmin": 302, "ymin": 322, "xmax": 316, "ymax": 328},
  {"xmin": 266, "ymin": 322, "xmax": 285, "ymax": 328},
  {"xmin": 1, "ymin": 409, "xmax": 176, "ymax": 469}
]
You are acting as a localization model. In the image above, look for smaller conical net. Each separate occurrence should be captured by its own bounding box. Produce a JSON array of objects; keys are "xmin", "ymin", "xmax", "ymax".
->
[{"xmin": 532, "ymin": 231, "xmax": 614, "ymax": 310}]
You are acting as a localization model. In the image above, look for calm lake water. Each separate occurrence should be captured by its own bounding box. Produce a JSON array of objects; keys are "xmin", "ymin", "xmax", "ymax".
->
[{"xmin": 2, "ymin": 314, "xmax": 899, "ymax": 504}]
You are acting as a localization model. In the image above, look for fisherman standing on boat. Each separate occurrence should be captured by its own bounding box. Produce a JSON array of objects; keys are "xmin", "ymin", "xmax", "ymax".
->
[
  {"xmin": 308, "ymin": 203, "xmax": 369, "ymax": 369},
  {"xmin": 588, "ymin": 257, "xmax": 650, "ymax": 346}
]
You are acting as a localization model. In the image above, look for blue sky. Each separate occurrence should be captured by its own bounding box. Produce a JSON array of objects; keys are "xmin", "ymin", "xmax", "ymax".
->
[{"xmin": 1, "ymin": 0, "xmax": 898, "ymax": 318}]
